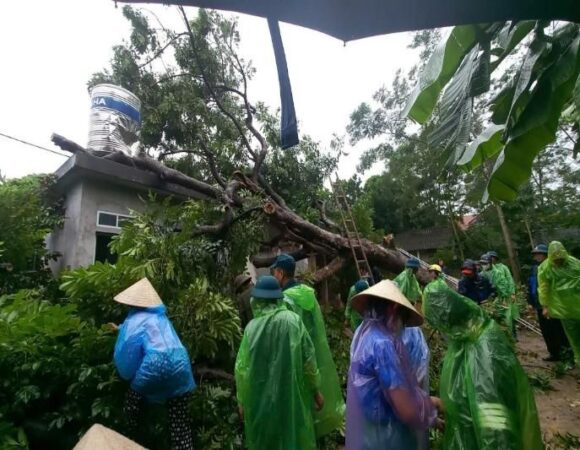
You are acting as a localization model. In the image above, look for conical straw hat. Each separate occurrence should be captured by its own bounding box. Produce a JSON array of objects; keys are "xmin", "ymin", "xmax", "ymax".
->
[
  {"xmin": 351, "ymin": 279, "xmax": 423, "ymax": 327},
  {"xmin": 114, "ymin": 278, "xmax": 163, "ymax": 308},
  {"xmin": 73, "ymin": 424, "xmax": 147, "ymax": 450}
]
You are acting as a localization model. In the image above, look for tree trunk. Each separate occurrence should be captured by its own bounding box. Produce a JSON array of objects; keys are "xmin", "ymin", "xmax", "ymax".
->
[
  {"xmin": 495, "ymin": 203, "xmax": 521, "ymax": 284},
  {"xmin": 523, "ymin": 217, "xmax": 535, "ymax": 250},
  {"xmin": 449, "ymin": 215, "xmax": 465, "ymax": 261}
]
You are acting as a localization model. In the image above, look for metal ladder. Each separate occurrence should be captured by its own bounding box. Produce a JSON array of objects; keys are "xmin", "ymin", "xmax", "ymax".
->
[{"xmin": 331, "ymin": 177, "xmax": 375, "ymax": 283}]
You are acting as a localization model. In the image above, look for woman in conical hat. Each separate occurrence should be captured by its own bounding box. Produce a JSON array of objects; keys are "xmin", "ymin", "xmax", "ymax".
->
[
  {"xmin": 113, "ymin": 278, "xmax": 196, "ymax": 450},
  {"xmin": 345, "ymin": 280, "xmax": 443, "ymax": 450}
]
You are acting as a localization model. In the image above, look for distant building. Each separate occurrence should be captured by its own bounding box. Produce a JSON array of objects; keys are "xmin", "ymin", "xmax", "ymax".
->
[
  {"xmin": 395, "ymin": 215, "xmax": 479, "ymax": 260},
  {"xmin": 46, "ymin": 152, "xmax": 207, "ymax": 274}
]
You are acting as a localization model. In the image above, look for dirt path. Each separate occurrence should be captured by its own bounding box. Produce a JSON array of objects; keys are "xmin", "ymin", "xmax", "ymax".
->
[{"xmin": 516, "ymin": 328, "xmax": 580, "ymax": 449}]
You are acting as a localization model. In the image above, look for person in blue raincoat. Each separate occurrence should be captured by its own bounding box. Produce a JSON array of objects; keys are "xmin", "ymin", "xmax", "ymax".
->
[
  {"xmin": 346, "ymin": 280, "xmax": 442, "ymax": 450},
  {"xmin": 112, "ymin": 278, "xmax": 196, "ymax": 450}
]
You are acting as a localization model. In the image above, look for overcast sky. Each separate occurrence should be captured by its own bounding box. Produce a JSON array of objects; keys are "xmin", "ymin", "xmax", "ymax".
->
[{"xmin": 0, "ymin": 0, "xmax": 420, "ymax": 180}]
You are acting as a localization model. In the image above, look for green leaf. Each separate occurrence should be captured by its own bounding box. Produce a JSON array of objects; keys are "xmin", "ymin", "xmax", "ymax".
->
[
  {"xmin": 403, "ymin": 24, "xmax": 487, "ymax": 123},
  {"xmin": 574, "ymin": 72, "xmax": 580, "ymax": 123},
  {"xmin": 429, "ymin": 44, "xmax": 490, "ymax": 159},
  {"xmin": 457, "ymin": 124, "xmax": 505, "ymax": 170},
  {"xmin": 486, "ymin": 34, "xmax": 580, "ymax": 201},
  {"xmin": 491, "ymin": 21, "xmax": 536, "ymax": 69}
]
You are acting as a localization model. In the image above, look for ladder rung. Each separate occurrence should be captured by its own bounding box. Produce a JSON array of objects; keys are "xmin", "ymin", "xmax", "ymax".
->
[{"xmin": 357, "ymin": 260, "xmax": 368, "ymax": 265}]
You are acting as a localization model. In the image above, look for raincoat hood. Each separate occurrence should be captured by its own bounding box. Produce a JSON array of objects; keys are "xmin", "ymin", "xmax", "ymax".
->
[
  {"xmin": 548, "ymin": 241, "xmax": 569, "ymax": 263},
  {"xmin": 423, "ymin": 280, "xmax": 488, "ymax": 341}
]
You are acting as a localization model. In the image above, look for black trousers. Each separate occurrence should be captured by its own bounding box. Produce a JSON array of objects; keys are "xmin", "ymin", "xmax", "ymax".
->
[
  {"xmin": 536, "ymin": 309, "xmax": 571, "ymax": 358},
  {"xmin": 124, "ymin": 388, "xmax": 194, "ymax": 450}
]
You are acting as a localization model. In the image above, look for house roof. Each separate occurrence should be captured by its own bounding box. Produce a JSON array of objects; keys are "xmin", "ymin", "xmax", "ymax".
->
[
  {"xmin": 53, "ymin": 152, "xmax": 210, "ymax": 200},
  {"xmin": 395, "ymin": 226, "xmax": 453, "ymax": 252},
  {"xmin": 119, "ymin": 0, "xmax": 579, "ymax": 42}
]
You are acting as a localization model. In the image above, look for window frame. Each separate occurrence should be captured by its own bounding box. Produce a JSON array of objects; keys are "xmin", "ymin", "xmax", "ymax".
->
[{"xmin": 96, "ymin": 210, "xmax": 132, "ymax": 230}]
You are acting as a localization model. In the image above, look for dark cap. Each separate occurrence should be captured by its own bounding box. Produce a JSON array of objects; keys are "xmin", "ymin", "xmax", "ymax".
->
[
  {"xmin": 406, "ymin": 258, "xmax": 420, "ymax": 269},
  {"xmin": 251, "ymin": 275, "xmax": 283, "ymax": 300},
  {"xmin": 487, "ymin": 250, "xmax": 499, "ymax": 258},
  {"xmin": 461, "ymin": 259, "xmax": 476, "ymax": 270},
  {"xmin": 269, "ymin": 253, "xmax": 296, "ymax": 274},
  {"xmin": 531, "ymin": 244, "xmax": 548, "ymax": 254},
  {"xmin": 354, "ymin": 279, "xmax": 370, "ymax": 293}
]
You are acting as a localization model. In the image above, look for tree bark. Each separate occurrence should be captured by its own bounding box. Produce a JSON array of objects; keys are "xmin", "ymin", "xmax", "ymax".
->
[{"xmin": 495, "ymin": 203, "xmax": 521, "ymax": 284}]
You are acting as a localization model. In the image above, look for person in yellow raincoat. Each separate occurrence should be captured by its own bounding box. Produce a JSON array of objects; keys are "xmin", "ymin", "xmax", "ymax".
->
[
  {"xmin": 235, "ymin": 276, "xmax": 324, "ymax": 450},
  {"xmin": 538, "ymin": 241, "xmax": 580, "ymax": 365},
  {"xmin": 271, "ymin": 254, "xmax": 345, "ymax": 438}
]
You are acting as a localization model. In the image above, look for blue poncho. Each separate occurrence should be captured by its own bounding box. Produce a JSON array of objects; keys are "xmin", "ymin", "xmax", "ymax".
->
[
  {"xmin": 346, "ymin": 317, "xmax": 436, "ymax": 450},
  {"xmin": 114, "ymin": 305, "xmax": 196, "ymax": 403}
]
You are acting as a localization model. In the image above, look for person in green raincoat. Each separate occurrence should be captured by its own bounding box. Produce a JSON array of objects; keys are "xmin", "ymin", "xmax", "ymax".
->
[
  {"xmin": 538, "ymin": 241, "xmax": 580, "ymax": 365},
  {"xmin": 422, "ymin": 264, "xmax": 446, "ymax": 301},
  {"xmin": 235, "ymin": 276, "xmax": 324, "ymax": 450},
  {"xmin": 393, "ymin": 258, "xmax": 423, "ymax": 306},
  {"xmin": 270, "ymin": 254, "xmax": 345, "ymax": 438},
  {"xmin": 488, "ymin": 251, "xmax": 516, "ymax": 294},
  {"xmin": 481, "ymin": 253, "xmax": 518, "ymax": 338},
  {"xmin": 344, "ymin": 278, "xmax": 370, "ymax": 330},
  {"xmin": 423, "ymin": 279, "xmax": 543, "ymax": 450}
]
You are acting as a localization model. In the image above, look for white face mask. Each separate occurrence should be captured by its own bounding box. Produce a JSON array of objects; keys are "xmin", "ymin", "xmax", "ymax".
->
[{"xmin": 482, "ymin": 263, "xmax": 491, "ymax": 270}]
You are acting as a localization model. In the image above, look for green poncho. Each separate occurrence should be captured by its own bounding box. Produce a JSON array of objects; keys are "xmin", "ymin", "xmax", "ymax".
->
[
  {"xmin": 423, "ymin": 282, "xmax": 543, "ymax": 450},
  {"xmin": 344, "ymin": 285, "xmax": 363, "ymax": 330},
  {"xmin": 538, "ymin": 241, "xmax": 580, "ymax": 363},
  {"xmin": 235, "ymin": 299, "xmax": 320, "ymax": 450},
  {"xmin": 482, "ymin": 265, "xmax": 518, "ymax": 331},
  {"xmin": 393, "ymin": 268, "xmax": 422, "ymax": 304},
  {"xmin": 494, "ymin": 262, "xmax": 516, "ymax": 296},
  {"xmin": 284, "ymin": 283, "xmax": 345, "ymax": 437}
]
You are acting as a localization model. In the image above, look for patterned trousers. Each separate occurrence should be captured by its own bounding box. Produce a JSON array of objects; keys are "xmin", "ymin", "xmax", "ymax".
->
[{"xmin": 124, "ymin": 388, "xmax": 194, "ymax": 450}]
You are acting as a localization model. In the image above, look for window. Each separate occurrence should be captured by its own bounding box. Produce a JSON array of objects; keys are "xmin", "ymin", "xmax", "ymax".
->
[
  {"xmin": 97, "ymin": 211, "xmax": 132, "ymax": 229},
  {"xmin": 95, "ymin": 232, "xmax": 118, "ymax": 264}
]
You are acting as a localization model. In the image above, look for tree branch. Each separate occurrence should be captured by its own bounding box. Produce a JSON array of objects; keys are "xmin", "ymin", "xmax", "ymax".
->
[
  {"xmin": 137, "ymin": 32, "xmax": 188, "ymax": 69},
  {"xmin": 178, "ymin": 6, "xmax": 257, "ymax": 160},
  {"xmin": 51, "ymin": 133, "xmax": 88, "ymax": 154},
  {"xmin": 314, "ymin": 199, "xmax": 342, "ymax": 232},
  {"xmin": 311, "ymin": 256, "xmax": 347, "ymax": 283},
  {"xmin": 250, "ymin": 248, "xmax": 308, "ymax": 268},
  {"xmin": 198, "ymin": 139, "xmax": 227, "ymax": 188}
]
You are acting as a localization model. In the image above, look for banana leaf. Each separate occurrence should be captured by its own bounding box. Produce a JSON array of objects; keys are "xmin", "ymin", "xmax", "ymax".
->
[{"xmin": 486, "ymin": 34, "xmax": 580, "ymax": 201}]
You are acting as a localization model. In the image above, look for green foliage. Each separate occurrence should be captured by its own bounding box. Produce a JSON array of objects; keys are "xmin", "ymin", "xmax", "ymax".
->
[
  {"xmin": 189, "ymin": 383, "xmax": 242, "ymax": 450},
  {"xmin": 61, "ymin": 197, "xmax": 246, "ymax": 366},
  {"xmin": 0, "ymin": 290, "xmax": 123, "ymax": 449},
  {"xmin": 0, "ymin": 175, "xmax": 63, "ymax": 294},
  {"xmin": 405, "ymin": 20, "xmax": 580, "ymax": 202},
  {"xmin": 173, "ymin": 279, "xmax": 241, "ymax": 361},
  {"xmin": 403, "ymin": 24, "xmax": 490, "ymax": 123}
]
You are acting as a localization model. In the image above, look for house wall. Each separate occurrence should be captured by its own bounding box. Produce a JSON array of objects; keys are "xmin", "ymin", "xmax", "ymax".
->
[{"xmin": 48, "ymin": 179, "xmax": 147, "ymax": 274}]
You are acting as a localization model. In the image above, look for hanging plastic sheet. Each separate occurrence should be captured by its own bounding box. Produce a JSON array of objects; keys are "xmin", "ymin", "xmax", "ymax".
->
[{"xmin": 268, "ymin": 18, "xmax": 299, "ymax": 149}]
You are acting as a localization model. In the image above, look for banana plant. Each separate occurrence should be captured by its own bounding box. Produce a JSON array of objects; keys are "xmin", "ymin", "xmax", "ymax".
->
[{"xmin": 404, "ymin": 21, "xmax": 580, "ymax": 201}]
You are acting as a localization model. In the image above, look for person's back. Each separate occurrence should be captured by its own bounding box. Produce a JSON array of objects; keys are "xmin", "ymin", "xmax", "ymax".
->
[
  {"xmin": 459, "ymin": 274, "xmax": 495, "ymax": 304},
  {"xmin": 283, "ymin": 282, "xmax": 345, "ymax": 436},
  {"xmin": 236, "ymin": 299, "xmax": 319, "ymax": 450},
  {"xmin": 115, "ymin": 306, "xmax": 195, "ymax": 402},
  {"xmin": 423, "ymin": 282, "xmax": 543, "ymax": 450}
]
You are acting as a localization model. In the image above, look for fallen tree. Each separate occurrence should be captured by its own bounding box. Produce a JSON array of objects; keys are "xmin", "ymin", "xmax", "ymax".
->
[{"xmin": 56, "ymin": 6, "xmax": 427, "ymax": 284}]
